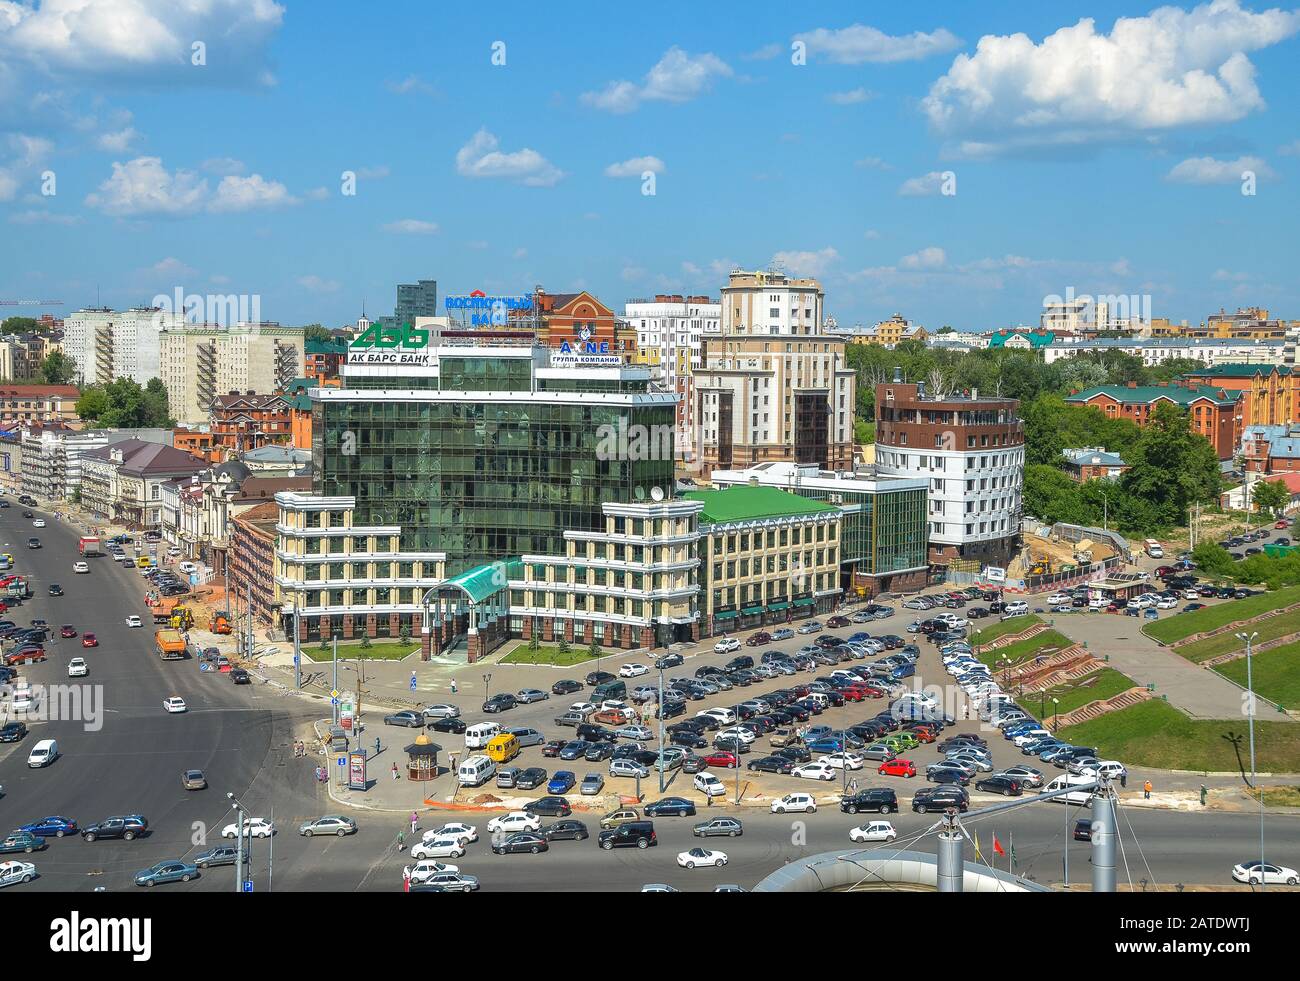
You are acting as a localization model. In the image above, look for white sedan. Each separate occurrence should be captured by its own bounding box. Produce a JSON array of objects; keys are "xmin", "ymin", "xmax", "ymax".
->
[
  {"xmin": 1231, "ymin": 861, "xmax": 1298, "ymax": 886},
  {"xmin": 714, "ymin": 638, "xmax": 740, "ymax": 654},
  {"xmin": 72, "ymin": 562, "xmax": 89, "ymax": 574},
  {"xmin": 32, "ymin": 519, "xmax": 45, "ymax": 528},
  {"xmin": 67, "ymin": 657, "xmax": 88, "ymax": 678},
  {"xmin": 0, "ymin": 860, "xmax": 37, "ymax": 887},
  {"xmin": 716, "ymin": 726, "xmax": 756, "ymax": 745},
  {"xmin": 1046, "ymin": 593, "xmax": 1070, "ymax": 605},
  {"xmin": 619, "ymin": 663, "xmax": 649, "ymax": 678},
  {"xmin": 677, "ymin": 847, "xmax": 728, "ymax": 869},
  {"xmin": 125, "ymin": 615, "xmax": 143, "ymax": 628},
  {"xmin": 162, "ymin": 696, "xmax": 187, "ymax": 714},
  {"xmin": 849, "ymin": 821, "xmax": 898, "ymax": 844},
  {"xmin": 430, "ymin": 822, "xmax": 478, "ymax": 843},
  {"xmin": 792, "ymin": 762, "xmax": 837, "ymax": 781},
  {"xmin": 485, "ymin": 812, "xmax": 541, "ymax": 835},
  {"xmin": 222, "ymin": 818, "xmax": 274, "ymax": 838},
  {"xmin": 818, "ymin": 752, "xmax": 865, "ymax": 771}
]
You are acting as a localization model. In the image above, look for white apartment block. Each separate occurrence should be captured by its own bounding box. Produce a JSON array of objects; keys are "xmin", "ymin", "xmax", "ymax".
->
[
  {"xmin": 1040, "ymin": 298, "xmax": 1089, "ymax": 333},
  {"xmin": 63, "ymin": 307, "xmax": 189, "ymax": 388},
  {"xmin": 625, "ymin": 294, "xmax": 720, "ymax": 462},
  {"xmin": 160, "ymin": 325, "xmax": 306, "ymax": 425},
  {"xmin": 1042, "ymin": 337, "xmax": 1284, "ymax": 367},
  {"xmin": 720, "ymin": 268, "xmax": 823, "ymax": 335}
]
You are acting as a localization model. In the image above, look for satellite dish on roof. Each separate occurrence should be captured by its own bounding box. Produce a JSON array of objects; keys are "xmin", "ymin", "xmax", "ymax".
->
[{"xmin": 650, "ymin": 486, "xmax": 665, "ymax": 502}]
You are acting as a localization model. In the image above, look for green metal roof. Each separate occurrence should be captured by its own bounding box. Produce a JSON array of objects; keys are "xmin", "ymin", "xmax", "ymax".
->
[
  {"xmin": 681, "ymin": 486, "xmax": 838, "ymax": 525},
  {"xmin": 988, "ymin": 329, "xmax": 1056, "ymax": 349},
  {"xmin": 1064, "ymin": 384, "xmax": 1241, "ymax": 406},
  {"xmin": 306, "ymin": 337, "xmax": 348, "ymax": 355},
  {"xmin": 442, "ymin": 559, "xmax": 521, "ymax": 603},
  {"xmin": 1181, "ymin": 363, "xmax": 1292, "ymax": 378}
]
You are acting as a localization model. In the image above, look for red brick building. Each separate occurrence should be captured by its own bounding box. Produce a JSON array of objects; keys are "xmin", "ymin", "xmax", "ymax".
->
[
  {"xmin": 210, "ymin": 392, "xmax": 294, "ymax": 453},
  {"xmin": 1064, "ymin": 381, "xmax": 1242, "ymax": 459},
  {"xmin": 527, "ymin": 287, "xmax": 638, "ymax": 361}
]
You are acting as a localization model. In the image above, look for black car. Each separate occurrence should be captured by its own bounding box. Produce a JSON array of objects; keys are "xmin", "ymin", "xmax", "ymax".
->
[
  {"xmin": 0, "ymin": 720, "xmax": 27, "ymax": 742},
  {"xmin": 430, "ymin": 717, "xmax": 467, "ymax": 734},
  {"xmin": 21, "ymin": 510, "xmax": 32, "ymax": 518},
  {"xmin": 912, "ymin": 787, "xmax": 969, "ymax": 813},
  {"xmin": 655, "ymin": 653, "xmax": 683, "ymax": 669},
  {"xmin": 583, "ymin": 742, "xmax": 614, "ymax": 762},
  {"xmin": 975, "ymin": 775, "xmax": 1024, "ymax": 796},
  {"xmin": 230, "ymin": 668, "xmax": 251, "ymax": 684},
  {"xmin": 657, "ymin": 699, "xmax": 686, "ymax": 720},
  {"xmin": 48, "ymin": 584, "xmax": 63, "ymax": 597},
  {"xmin": 645, "ymin": 797, "xmax": 696, "ymax": 818},
  {"xmin": 598, "ymin": 822, "xmax": 657, "ymax": 850},
  {"xmin": 515, "ymin": 767, "xmax": 547, "ymax": 790},
  {"xmin": 492, "ymin": 832, "xmax": 548, "ymax": 855},
  {"xmin": 724, "ymin": 655, "xmax": 754, "ymax": 672},
  {"xmin": 670, "ymin": 731, "xmax": 708, "ymax": 750},
  {"xmin": 482, "ymin": 693, "xmax": 516, "ymax": 714},
  {"xmin": 747, "ymin": 755, "xmax": 794, "ymax": 774},
  {"xmin": 551, "ymin": 679, "xmax": 583, "ymax": 696},
  {"xmin": 542, "ymin": 819, "xmax": 589, "ymax": 841},
  {"xmin": 840, "ymin": 788, "xmax": 898, "ymax": 815},
  {"xmin": 585, "ymin": 670, "xmax": 616, "ymax": 686},
  {"xmin": 774, "ymin": 745, "xmax": 812, "ymax": 764},
  {"xmin": 82, "ymin": 815, "xmax": 149, "ymax": 841},
  {"xmin": 523, "ymin": 796, "xmax": 571, "ymax": 818},
  {"xmin": 1073, "ymin": 819, "xmax": 1093, "ymax": 842},
  {"xmin": 26, "ymin": 538, "xmax": 40, "ymax": 549}
]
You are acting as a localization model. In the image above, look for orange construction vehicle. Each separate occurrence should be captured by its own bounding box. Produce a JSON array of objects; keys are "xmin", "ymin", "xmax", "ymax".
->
[
  {"xmin": 155, "ymin": 629, "xmax": 187, "ymax": 660},
  {"xmin": 209, "ymin": 611, "xmax": 232, "ymax": 635}
]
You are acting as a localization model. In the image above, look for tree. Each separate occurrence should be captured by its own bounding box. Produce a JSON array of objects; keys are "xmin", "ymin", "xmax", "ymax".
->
[
  {"xmin": 77, "ymin": 378, "xmax": 175, "ymax": 428},
  {"xmin": 1120, "ymin": 402, "xmax": 1221, "ymax": 527},
  {"xmin": 0, "ymin": 316, "xmax": 38, "ymax": 334},
  {"xmin": 937, "ymin": 325, "xmax": 955, "ymax": 334},
  {"xmin": 303, "ymin": 324, "xmax": 334, "ymax": 344},
  {"xmin": 1191, "ymin": 542, "xmax": 1236, "ymax": 579},
  {"xmin": 1251, "ymin": 479, "xmax": 1290, "ymax": 519},
  {"xmin": 853, "ymin": 419, "xmax": 875, "ymax": 444},
  {"xmin": 40, "ymin": 350, "xmax": 76, "ymax": 385}
]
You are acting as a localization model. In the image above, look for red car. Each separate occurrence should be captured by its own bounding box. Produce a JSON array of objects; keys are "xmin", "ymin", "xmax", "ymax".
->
[
  {"xmin": 4, "ymin": 646, "xmax": 45, "ymax": 666},
  {"xmin": 878, "ymin": 759, "xmax": 917, "ymax": 778},
  {"xmin": 702, "ymin": 751, "xmax": 739, "ymax": 769},
  {"xmin": 541, "ymin": 740, "xmax": 565, "ymax": 758},
  {"xmin": 839, "ymin": 687, "xmax": 865, "ymax": 702},
  {"xmin": 826, "ymin": 615, "xmax": 850, "ymax": 628},
  {"xmin": 1277, "ymin": 520, "xmax": 1289, "ymax": 530},
  {"xmin": 907, "ymin": 726, "xmax": 938, "ymax": 743},
  {"xmin": 81, "ymin": 632, "xmax": 98, "ymax": 648},
  {"xmin": 745, "ymin": 632, "xmax": 771, "ymax": 648},
  {"xmin": 59, "ymin": 625, "xmax": 77, "ymax": 638}
]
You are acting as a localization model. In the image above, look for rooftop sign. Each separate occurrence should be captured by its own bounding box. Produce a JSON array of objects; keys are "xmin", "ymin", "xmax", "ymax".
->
[{"xmin": 445, "ymin": 289, "xmax": 532, "ymax": 326}]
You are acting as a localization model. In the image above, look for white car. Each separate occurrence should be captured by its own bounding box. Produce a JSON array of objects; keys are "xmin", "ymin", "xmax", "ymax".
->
[
  {"xmin": 1183, "ymin": 589, "xmax": 1200, "ymax": 600},
  {"xmin": 619, "ymin": 663, "xmax": 649, "ymax": 678},
  {"xmin": 714, "ymin": 638, "xmax": 740, "ymax": 654},
  {"xmin": 716, "ymin": 726, "xmax": 756, "ymax": 745},
  {"xmin": 125, "ymin": 615, "xmax": 143, "ymax": 628},
  {"xmin": 1046, "ymin": 593, "xmax": 1070, "ymax": 605},
  {"xmin": 1231, "ymin": 861, "xmax": 1298, "ymax": 886},
  {"xmin": 771, "ymin": 793, "xmax": 817, "ymax": 814},
  {"xmin": 792, "ymin": 762, "xmax": 837, "ymax": 782},
  {"xmin": 697, "ymin": 707, "xmax": 736, "ymax": 726},
  {"xmin": 849, "ymin": 820, "xmax": 898, "ymax": 843},
  {"xmin": 178, "ymin": 561, "xmax": 198, "ymax": 574},
  {"xmin": 485, "ymin": 812, "xmax": 541, "ymax": 835},
  {"xmin": 427, "ymin": 822, "xmax": 478, "ymax": 844},
  {"xmin": 32, "ymin": 519, "xmax": 45, "ymax": 528},
  {"xmin": 67, "ymin": 657, "xmax": 88, "ymax": 678},
  {"xmin": 0, "ymin": 860, "xmax": 37, "ymax": 887},
  {"xmin": 162, "ymin": 696, "xmax": 187, "ymax": 714},
  {"xmin": 609, "ymin": 758, "xmax": 650, "ymax": 779},
  {"xmin": 1156, "ymin": 597, "xmax": 1178, "ymax": 609},
  {"xmin": 818, "ymin": 752, "xmax": 865, "ymax": 771},
  {"xmin": 1077, "ymin": 760, "xmax": 1128, "ymax": 780},
  {"xmin": 677, "ymin": 847, "xmax": 728, "ymax": 869},
  {"xmin": 222, "ymin": 818, "xmax": 274, "ymax": 838},
  {"xmin": 569, "ymin": 701, "xmax": 596, "ymax": 715},
  {"xmin": 694, "ymin": 772, "xmax": 726, "ymax": 798},
  {"xmin": 410, "ymin": 836, "xmax": 467, "ymax": 860},
  {"xmin": 72, "ymin": 561, "xmax": 89, "ymax": 574},
  {"xmin": 410, "ymin": 859, "xmax": 466, "ymax": 884}
]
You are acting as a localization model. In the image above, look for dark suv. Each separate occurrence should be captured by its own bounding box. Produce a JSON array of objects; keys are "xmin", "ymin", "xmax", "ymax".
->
[
  {"xmin": 82, "ymin": 815, "xmax": 149, "ymax": 841},
  {"xmin": 597, "ymin": 821, "xmax": 657, "ymax": 850},
  {"xmin": 839, "ymin": 787, "xmax": 899, "ymax": 815},
  {"xmin": 911, "ymin": 787, "xmax": 969, "ymax": 814},
  {"xmin": 482, "ymin": 693, "xmax": 516, "ymax": 714}
]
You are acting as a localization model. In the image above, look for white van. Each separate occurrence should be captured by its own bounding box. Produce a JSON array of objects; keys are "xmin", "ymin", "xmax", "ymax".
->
[
  {"xmin": 27, "ymin": 738, "xmax": 58, "ymax": 768},
  {"xmin": 1003, "ymin": 601, "xmax": 1029, "ymax": 616},
  {"xmin": 1040, "ymin": 774, "xmax": 1095, "ymax": 807},
  {"xmin": 463, "ymin": 722, "xmax": 501, "ymax": 751},
  {"xmin": 457, "ymin": 754, "xmax": 496, "ymax": 787}
]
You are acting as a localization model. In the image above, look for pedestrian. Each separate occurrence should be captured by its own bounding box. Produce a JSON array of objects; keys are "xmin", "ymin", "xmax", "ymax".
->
[
  {"xmin": 375, "ymin": 736, "xmax": 381, "ymax": 756},
  {"xmin": 1143, "ymin": 778, "xmax": 1152, "ymax": 799},
  {"xmin": 410, "ymin": 811, "xmax": 418, "ymax": 835},
  {"xmin": 398, "ymin": 830, "xmax": 405, "ymax": 850},
  {"xmin": 706, "ymin": 793, "xmax": 713, "ymax": 808},
  {"xmin": 391, "ymin": 762, "xmax": 400, "ymax": 780},
  {"xmin": 403, "ymin": 865, "xmax": 411, "ymax": 892},
  {"xmin": 1120, "ymin": 771, "xmax": 1127, "ymax": 789},
  {"xmin": 450, "ymin": 678, "xmax": 458, "ymax": 694}
]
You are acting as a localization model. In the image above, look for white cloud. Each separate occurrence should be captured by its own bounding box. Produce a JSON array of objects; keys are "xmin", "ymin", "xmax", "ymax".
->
[
  {"xmin": 897, "ymin": 171, "xmax": 949, "ymax": 196},
  {"xmin": 209, "ymin": 273, "xmax": 231, "ymax": 285},
  {"xmin": 386, "ymin": 74, "xmax": 437, "ymax": 96},
  {"xmin": 1277, "ymin": 139, "xmax": 1300, "ymax": 156},
  {"xmin": 297, "ymin": 275, "xmax": 340, "ymax": 292},
  {"xmin": 854, "ymin": 156, "xmax": 891, "ymax": 170},
  {"xmin": 210, "ymin": 173, "xmax": 296, "ymax": 212},
  {"xmin": 772, "ymin": 247, "xmax": 839, "ymax": 278},
  {"xmin": 455, "ymin": 128, "xmax": 564, "ymax": 187},
  {"xmin": 202, "ymin": 157, "xmax": 246, "ymax": 176},
  {"xmin": 863, "ymin": 229, "xmax": 882, "ymax": 240},
  {"xmin": 899, "ymin": 246, "xmax": 948, "ymax": 270},
  {"xmin": 382, "ymin": 218, "xmax": 439, "ymax": 234},
  {"xmin": 794, "ymin": 24, "xmax": 961, "ymax": 64},
  {"xmin": 1165, "ymin": 155, "xmax": 1274, "ymax": 184},
  {"xmin": 0, "ymin": 133, "xmax": 52, "ymax": 201},
  {"xmin": 826, "ymin": 87, "xmax": 874, "ymax": 105},
  {"xmin": 582, "ymin": 47, "xmax": 732, "ymax": 113},
  {"xmin": 620, "ymin": 265, "xmax": 647, "ymax": 282},
  {"xmin": 604, "ymin": 156, "xmax": 666, "ymax": 177},
  {"xmin": 744, "ymin": 43, "xmax": 782, "ymax": 61},
  {"xmin": 922, "ymin": 1, "xmax": 1300, "ymax": 153},
  {"xmin": 304, "ymin": 186, "xmax": 328, "ymax": 200},
  {"xmin": 1213, "ymin": 268, "xmax": 1253, "ymax": 282},
  {"xmin": 84, "ymin": 157, "xmax": 208, "ymax": 216},
  {"xmin": 513, "ymin": 247, "xmax": 528, "ymax": 259},
  {"xmin": 96, "ymin": 127, "xmax": 138, "ymax": 152},
  {"xmin": 8, "ymin": 209, "xmax": 80, "ymax": 225},
  {"xmin": 151, "ymin": 256, "xmax": 196, "ymax": 277}
]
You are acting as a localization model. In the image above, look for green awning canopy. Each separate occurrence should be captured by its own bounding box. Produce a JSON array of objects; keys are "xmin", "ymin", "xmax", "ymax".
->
[
  {"xmin": 741, "ymin": 605, "xmax": 764, "ymax": 616},
  {"xmin": 714, "ymin": 609, "xmax": 738, "ymax": 620},
  {"xmin": 767, "ymin": 601, "xmax": 791, "ymax": 612},
  {"xmin": 794, "ymin": 597, "xmax": 816, "ymax": 607}
]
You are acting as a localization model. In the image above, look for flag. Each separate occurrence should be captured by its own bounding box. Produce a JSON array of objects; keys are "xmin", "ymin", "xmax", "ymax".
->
[
  {"xmin": 993, "ymin": 833, "xmax": 1005, "ymax": 857},
  {"xmin": 973, "ymin": 830, "xmax": 982, "ymax": 861},
  {"xmin": 1011, "ymin": 834, "xmax": 1017, "ymax": 868}
]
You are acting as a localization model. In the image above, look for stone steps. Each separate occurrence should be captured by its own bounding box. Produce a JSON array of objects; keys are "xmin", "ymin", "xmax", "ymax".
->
[{"xmin": 1054, "ymin": 686, "xmax": 1154, "ymax": 729}]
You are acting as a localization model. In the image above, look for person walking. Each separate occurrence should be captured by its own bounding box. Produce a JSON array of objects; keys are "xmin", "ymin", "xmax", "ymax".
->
[
  {"xmin": 410, "ymin": 811, "xmax": 418, "ymax": 835},
  {"xmin": 391, "ymin": 762, "xmax": 400, "ymax": 780},
  {"xmin": 1143, "ymin": 778, "xmax": 1152, "ymax": 800},
  {"xmin": 403, "ymin": 865, "xmax": 411, "ymax": 893},
  {"xmin": 450, "ymin": 678, "xmax": 458, "ymax": 694}
]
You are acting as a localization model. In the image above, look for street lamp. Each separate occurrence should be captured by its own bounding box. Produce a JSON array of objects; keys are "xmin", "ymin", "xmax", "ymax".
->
[
  {"xmin": 1236, "ymin": 629, "xmax": 1264, "ymax": 891},
  {"xmin": 1051, "ymin": 696, "xmax": 1059, "ymax": 731},
  {"xmin": 225, "ymin": 791, "xmax": 252, "ymax": 893},
  {"xmin": 482, "ymin": 673, "xmax": 492, "ymax": 704}
]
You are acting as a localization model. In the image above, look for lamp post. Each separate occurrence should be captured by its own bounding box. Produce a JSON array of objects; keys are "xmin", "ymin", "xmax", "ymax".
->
[
  {"xmin": 657, "ymin": 664, "xmax": 666, "ymax": 794},
  {"xmin": 482, "ymin": 673, "xmax": 492, "ymax": 705},
  {"xmin": 226, "ymin": 790, "xmax": 251, "ymax": 893},
  {"xmin": 1236, "ymin": 629, "xmax": 1263, "ymax": 890},
  {"xmin": 1051, "ymin": 696, "xmax": 1059, "ymax": 731}
]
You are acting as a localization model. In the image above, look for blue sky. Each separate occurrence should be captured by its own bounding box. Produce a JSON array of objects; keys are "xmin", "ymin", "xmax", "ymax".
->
[{"xmin": 1, "ymin": 0, "xmax": 1298, "ymax": 332}]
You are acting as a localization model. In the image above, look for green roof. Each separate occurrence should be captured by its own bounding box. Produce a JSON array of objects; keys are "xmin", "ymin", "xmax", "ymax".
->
[
  {"xmin": 306, "ymin": 337, "xmax": 348, "ymax": 355},
  {"xmin": 1064, "ymin": 384, "xmax": 1241, "ymax": 406},
  {"xmin": 442, "ymin": 559, "xmax": 522, "ymax": 603},
  {"xmin": 682, "ymin": 486, "xmax": 838, "ymax": 525},
  {"xmin": 989, "ymin": 329, "xmax": 1056, "ymax": 349},
  {"xmin": 1181, "ymin": 363, "xmax": 1291, "ymax": 378}
]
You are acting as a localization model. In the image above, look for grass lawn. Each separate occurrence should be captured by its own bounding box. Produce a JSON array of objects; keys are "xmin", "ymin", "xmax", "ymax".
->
[
  {"xmin": 1038, "ymin": 668, "xmax": 1136, "ymax": 716},
  {"xmin": 970, "ymin": 614, "xmax": 1043, "ymax": 647},
  {"xmin": 1056, "ymin": 699, "xmax": 1300, "ymax": 773},
  {"xmin": 500, "ymin": 643, "xmax": 602, "ymax": 667},
  {"xmin": 301, "ymin": 641, "xmax": 418, "ymax": 661},
  {"xmin": 1145, "ymin": 585, "xmax": 1300, "ymax": 645},
  {"xmin": 1215, "ymin": 641, "xmax": 1300, "ymax": 710},
  {"xmin": 1178, "ymin": 609, "xmax": 1300, "ymax": 663},
  {"xmin": 1250, "ymin": 786, "xmax": 1300, "ymax": 808},
  {"xmin": 977, "ymin": 628, "xmax": 1073, "ymax": 669}
]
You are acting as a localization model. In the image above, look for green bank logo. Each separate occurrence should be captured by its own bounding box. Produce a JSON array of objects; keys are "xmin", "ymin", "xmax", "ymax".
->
[{"xmin": 351, "ymin": 322, "xmax": 429, "ymax": 349}]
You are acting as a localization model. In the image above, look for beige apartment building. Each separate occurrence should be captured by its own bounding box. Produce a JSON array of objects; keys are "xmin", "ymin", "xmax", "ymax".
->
[{"xmin": 160, "ymin": 325, "xmax": 305, "ymax": 426}]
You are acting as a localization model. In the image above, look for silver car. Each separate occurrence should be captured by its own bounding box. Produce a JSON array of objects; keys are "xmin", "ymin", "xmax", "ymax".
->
[
  {"xmin": 298, "ymin": 815, "xmax": 357, "ymax": 837},
  {"xmin": 516, "ymin": 689, "xmax": 549, "ymax": 704},
  {"xmin": 580, "ymin": 773, "xmax": 605, "ymax": 795},
  {"xmin": 422, "ymin": 703, "xmax": 460, "ymax": 720}
]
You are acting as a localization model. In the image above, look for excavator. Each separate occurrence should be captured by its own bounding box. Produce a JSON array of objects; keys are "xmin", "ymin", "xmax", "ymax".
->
[{"xmin": 209, "ymin": 611, "xmax": 232, "ymax": 635}]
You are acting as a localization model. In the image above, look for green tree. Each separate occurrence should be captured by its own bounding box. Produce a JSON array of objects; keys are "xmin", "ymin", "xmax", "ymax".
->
[
  {"xmin": 78, "ymin": 378, "xmax": 175, "ymax": 428},
  {"xmin": 40, "ymin": 350, "xmax": 76, "ymax": 385},
  {"xmin": 0, "ymin": 316, "xmax": 38, "ymax": 334},
  {"xmin": 1120, "ymin": 402, "xmax": 1221, "ymax": 527},
  {"xmin": 1251, "ymin": 479, "xmax": 1290, "ymax": 519},
  {"xmin": 1191, "ymin": 542, "xmax": 1236, "ymax": 579},
  {"xmin": 303, "ymin": 324, "xmax": 333, "ymax": 344},
  {"xmin": 76, "ymin": 386, "xmax": 110, "ymax": 422},
  {"xmin": 853, "ymin": 419, "xmax": 875, "ymax": 444}
]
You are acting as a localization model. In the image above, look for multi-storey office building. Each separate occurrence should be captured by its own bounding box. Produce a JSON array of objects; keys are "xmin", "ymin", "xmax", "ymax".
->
[
  {"xmin": 874, "ymin": 380, "xmax": 1024, "ymax": 569},
  {"xmin": 159, "ymin": 325, "xmax": 304, "ymax": 425},
  {"xmin": 709, "ymin": 461, "xmax": 929, "ymax": 596}
]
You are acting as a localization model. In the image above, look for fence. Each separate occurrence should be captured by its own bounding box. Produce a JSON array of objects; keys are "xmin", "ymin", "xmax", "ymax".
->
[
  {"xmin": 1049, "ymin": 522, "xmax": 1134, "ymax": 562},
  {"xmin": 1021, "ymin": 555, "xmax": 1124, "ymax": 593}
]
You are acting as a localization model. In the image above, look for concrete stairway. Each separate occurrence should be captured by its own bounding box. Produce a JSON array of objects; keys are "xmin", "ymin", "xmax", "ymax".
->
[{"xmin": 1053, "ymin": 686, "xmax": 1154, "ymax": 729}]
